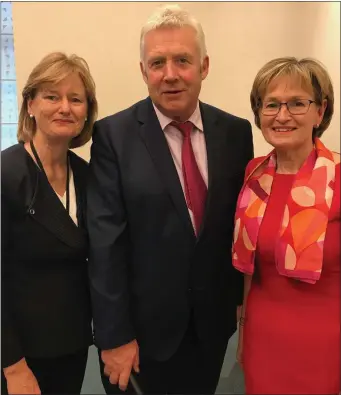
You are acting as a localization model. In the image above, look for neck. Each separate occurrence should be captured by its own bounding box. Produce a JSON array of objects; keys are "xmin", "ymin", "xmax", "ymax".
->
[
  {"xmin": 275, "ymin": 140, "xmax": 314, "ymax": 174},
  {"xmin": 29, "ymin": 132, "xmax": 69, "ymax": 168}
]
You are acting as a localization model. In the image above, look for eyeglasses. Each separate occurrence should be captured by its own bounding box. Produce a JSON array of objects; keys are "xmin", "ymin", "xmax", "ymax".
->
[{"xmin": 261, "ymin": 99, "xmax": 316, "ymax": 116}]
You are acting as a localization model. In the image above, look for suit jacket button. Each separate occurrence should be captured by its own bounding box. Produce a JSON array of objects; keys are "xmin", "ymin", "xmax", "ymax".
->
[
  {"xmin": 188, "ymin": 288, "xmax": 192, "ymax": 292},
  {"xmin": 29, "ymin": 208, "xmax": 35, "ymax": 215}
]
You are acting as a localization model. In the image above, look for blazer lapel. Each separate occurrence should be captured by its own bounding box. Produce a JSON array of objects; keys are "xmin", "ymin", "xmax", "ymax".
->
[
  {"xmin": 195, "ymin": 102, "xmax": 219, "ymax": 238},
  {"xmin": 69, "ymin": 153, "xmax": 87, "ymax": 230},
  {"xmin": 198, "ymin": 102, "xmax": 243, "ymax": 241},
  {"xmin": 137, "ymin": 98, "xmax": 195, "ymax": 238},
  {"xmin": 26, "ymin": 155, "xmax": 86, "ymax": 249}
]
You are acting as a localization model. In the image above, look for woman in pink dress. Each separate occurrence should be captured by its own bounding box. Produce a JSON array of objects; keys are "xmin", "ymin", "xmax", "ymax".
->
[{"xmin": 232, "ymin": 57, "xmax": 340, "ymax": 394}]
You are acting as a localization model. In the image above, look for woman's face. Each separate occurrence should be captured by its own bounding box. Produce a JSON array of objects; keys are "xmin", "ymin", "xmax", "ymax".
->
[
  {"xmin": 28, "ymin": 73, "xmax": 88, "ymax": 143},
  {"xmin": 259, "ymin": 75, "xmax": 327, "ymax": 151}
]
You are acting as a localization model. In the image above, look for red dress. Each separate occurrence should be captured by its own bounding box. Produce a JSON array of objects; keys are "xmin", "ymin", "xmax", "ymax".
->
[{"xmin": 243, "ymin": 164, "xmax": 340, "ymax": 394}]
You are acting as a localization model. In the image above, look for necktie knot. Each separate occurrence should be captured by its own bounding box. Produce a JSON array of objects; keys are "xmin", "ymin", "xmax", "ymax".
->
[{"xmin": 171, "ymin": 121, "xmax": 193, "ymax": 138}]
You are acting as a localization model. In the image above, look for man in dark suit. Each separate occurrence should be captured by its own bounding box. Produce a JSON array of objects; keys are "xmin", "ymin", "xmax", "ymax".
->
[{"xmin": 87, "ymin": 4, "xmax": 253, "ymax": 394}]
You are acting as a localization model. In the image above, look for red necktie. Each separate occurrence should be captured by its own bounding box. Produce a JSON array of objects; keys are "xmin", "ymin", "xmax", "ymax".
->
[{"xmin": 171, "ymin": 121, "xmax": 207, "ymax": 235}]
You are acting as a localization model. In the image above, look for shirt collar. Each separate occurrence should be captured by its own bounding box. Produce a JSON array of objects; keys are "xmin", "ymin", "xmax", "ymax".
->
[{"xmin": 152, "ymin": 102, "xmax": 203, "ymax": 132}]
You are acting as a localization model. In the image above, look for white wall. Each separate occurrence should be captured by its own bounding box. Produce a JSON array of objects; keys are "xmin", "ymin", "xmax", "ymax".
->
[
  {"xmin": 304, "ymin": 2, "xmax": 340, "ymax": 152},
  {"xmin": 12, "ymin": 2, "xmax": 340, "ymax": 160}
]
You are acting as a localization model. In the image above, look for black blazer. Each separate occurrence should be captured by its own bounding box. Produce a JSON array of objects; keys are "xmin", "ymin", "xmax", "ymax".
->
[
  {"xmin": 87, "ymin": 97, "xmax": 254, "ymax": 361},
  {"xmin": 1, "ymin": 144, "xmax": 93, "ymax": 368}
]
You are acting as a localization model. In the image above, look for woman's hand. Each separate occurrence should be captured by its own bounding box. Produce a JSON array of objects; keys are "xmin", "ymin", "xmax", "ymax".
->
[{"xmin": 3, "ymin": 358, "xmax": 41, "ymax": 395}]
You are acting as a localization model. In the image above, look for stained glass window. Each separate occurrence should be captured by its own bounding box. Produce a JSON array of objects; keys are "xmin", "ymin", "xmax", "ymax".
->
[{"xmin": 1, "ymin": 2, "xmax": 18, "ymax": 150}]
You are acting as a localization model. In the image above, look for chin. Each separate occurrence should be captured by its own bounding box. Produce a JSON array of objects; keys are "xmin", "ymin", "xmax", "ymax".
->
[
  {"xmin": 265, "ymin": 132, "xmax": 293, "ymax": 147},
  {"xmin": 161, "ymin": 104, "xmax": 183, "ymax": 116},
  {"xmin": 51, "ymin": 129, "xmax": 80, "ymax": 140},
  {"xmin": 163, "ymin": 100, "xmax": 184, "ymax": 110},
  {"xmin": 271, "ymin": 139, "xmax": 302, "ymax": 151}
]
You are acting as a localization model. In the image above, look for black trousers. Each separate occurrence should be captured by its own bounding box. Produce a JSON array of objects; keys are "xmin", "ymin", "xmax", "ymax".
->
[
  {"xmin": 1, "ymin": 348, "xmax": 88, "ymax": 394},
  {"xmin": 99, "ymin": 320, "xmax": 228, "ymax": 395}
]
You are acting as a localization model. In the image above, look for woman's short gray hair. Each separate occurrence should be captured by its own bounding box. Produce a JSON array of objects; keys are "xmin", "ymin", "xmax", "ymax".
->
[{"xmin": 140, "ymin": 4, "xmax": 207, "ymax": 64}]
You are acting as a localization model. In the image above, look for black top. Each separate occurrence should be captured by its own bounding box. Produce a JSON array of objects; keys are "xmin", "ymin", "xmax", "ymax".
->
[{"xmin": 1, "ymin": 143, "xmax": 93, "ymax": 367}]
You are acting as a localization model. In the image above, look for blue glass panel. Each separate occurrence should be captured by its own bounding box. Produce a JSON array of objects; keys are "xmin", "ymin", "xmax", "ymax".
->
[
  {"xmin": 1, "ymin": 124, "xmax": 17, "ymax": 150},
  {"xmin": 1, "ymin": 2, "xmax": 13, "ymax": 34},
  {"xmin": 1, "ymin": 34, "xmax": 16, "ymax": 79},
  {"xmin": 1, "ymin": 2, "xmax": 18, "ymax": 150},
  {"xmin": 1, "ymin": 80, "xmax": 18, "ymax": 123}
]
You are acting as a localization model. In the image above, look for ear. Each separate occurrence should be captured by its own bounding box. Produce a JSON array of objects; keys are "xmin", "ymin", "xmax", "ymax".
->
[
  {"xmin": 201, "ymin": 55, "xmax": 209, "ymax": 81},
  {"xmin": 140, "ymin": 61, "xmax": 148, "ymax": 84},
  {"xmin": 27, "ymin": 98, "xmax": 34, "ymax": 116},
  {"xmin": 316, "ymin": 98, "xmax": 328, "ymax": 124}
]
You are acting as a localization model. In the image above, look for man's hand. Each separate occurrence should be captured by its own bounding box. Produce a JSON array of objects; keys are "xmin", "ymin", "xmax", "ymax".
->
[
  {"xmin": 102, "ymin": 340, "xmax": 139, "ymax": 391},
  {"xmin": 3, "ymin": 358, "xmax": 41, "ymax": 395}
]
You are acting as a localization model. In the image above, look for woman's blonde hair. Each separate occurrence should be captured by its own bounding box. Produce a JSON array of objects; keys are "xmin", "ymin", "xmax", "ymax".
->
[
  {"xmin": 18, "ymin": 52, "xmax": 98, "ymax": 148},
  {"xmin": 250, "ymin": 57, "xmax": 334, "ymax": 138}
]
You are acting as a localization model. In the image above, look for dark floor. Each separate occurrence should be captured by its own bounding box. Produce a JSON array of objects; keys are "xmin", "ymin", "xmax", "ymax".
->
[{"xmin": 81, "ymin": 330, "xmax": 245, "ymax": 394}]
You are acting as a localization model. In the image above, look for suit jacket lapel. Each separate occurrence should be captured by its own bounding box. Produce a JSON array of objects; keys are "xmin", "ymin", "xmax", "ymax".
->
[
  {"xmin": 137, "ymin": 98, "xmax": 195, "ymax": 239},
  {"xmin": 197, "ymin": 101, "xmax": 219, "ymax": 238},
  {"xmin": 198, "ymin": 102, "xmax": 241, "ymax": 240},
  {"xmin": 26, "ymin": 154, "xmax": 86, "ymax": 249},
  {"xmin": 69, "ymin": 153, "xmax": 87, "ymax": 230}
]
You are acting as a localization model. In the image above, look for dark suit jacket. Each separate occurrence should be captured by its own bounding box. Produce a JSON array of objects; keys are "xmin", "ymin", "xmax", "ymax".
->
[
  {"xmin": 87, "ymin": 97, "xmax": 254, "ymax": 361},
  {"xmin": 1, "ymin": 144, "xmax": 93, "ymax": 368}
]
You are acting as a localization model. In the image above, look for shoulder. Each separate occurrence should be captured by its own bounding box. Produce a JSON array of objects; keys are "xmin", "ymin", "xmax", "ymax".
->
[
  {"xmin": 200, "ymin": 102, "xmax": 251, "ymax": 128},
  {"xmin": 200, "ymin": 102, "xmax": 252, "ymax": 149},
  {"xmin": 248, "ymin": 156, "xmax": 267, "ymax": 167},
  {"xmin": 69, "ymin": 150, "xmax": 88, "ymax": 181},
  {"xmin": 245, "ymin": 156, "xmax": 267, "ymax": 178},
  {"xmin": 91, "ymin": 100, "xmax": 148, "ymax": 149},
  {"xmin": 1, "ymin": 144, "xmax": 30, "ymax": 184},
  {"xmin": 1, "ymin": 143, "xmax": 25, "ymax": 167},
  {"xmin": 332, "ymin": 152, "xmax": 340, "ymax": 184},
  {"xmin": 1, "ymin": 144, "xmax": 36, "ymax": 207},
  {"xmin": 69, "ymin": 150, "xmax": 88, "ymax": 168},
  {"xmin": 94, "ymin": 99, "xmax": 144, "ymax": 131},
  {"xmin": 332, "ymin": 151, "xmax": 340, "ymax": 164}
]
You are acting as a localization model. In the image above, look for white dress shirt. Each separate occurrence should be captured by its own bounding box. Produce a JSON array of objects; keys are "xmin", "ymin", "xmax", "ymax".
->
[{"xmin": 56, "ymin": 169, "xmax": 78, "ymax": 226}]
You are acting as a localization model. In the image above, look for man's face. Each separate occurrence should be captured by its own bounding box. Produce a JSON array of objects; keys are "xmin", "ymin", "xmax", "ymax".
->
[{"xmin": 140, "ymin": 26, "xmax": 209, "ymax": 121}]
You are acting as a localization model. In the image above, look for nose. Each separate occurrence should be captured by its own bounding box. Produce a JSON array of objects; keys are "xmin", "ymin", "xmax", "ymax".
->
[
  {"xmin": 59, "ymin": 97, "xmax": 71, "ymax": 114},
  {"xmin": 163, "ymin": 61, "xmax": 178, "ymax": 82},
  {"xmin": 275, "ymin": 103, "xmax": 292, "ymax": 122}
]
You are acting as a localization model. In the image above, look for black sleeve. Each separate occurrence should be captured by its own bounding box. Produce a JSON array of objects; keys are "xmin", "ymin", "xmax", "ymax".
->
[
  {"xmin": 87, "ymin": 120, "xmax": 135, "ymax": 350},
  {"xmin": 1, "ymin": 193, "xmax": 24, "ymax": 367},
  {"xmin": 235, "ymin": 120, "xmax": 254, "ymax": 306}
]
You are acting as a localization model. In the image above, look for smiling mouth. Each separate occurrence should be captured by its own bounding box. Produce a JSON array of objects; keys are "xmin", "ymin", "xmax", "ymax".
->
[{"xmin": 272, "ymin": 127, "xmax": 296, "ymax": 132}]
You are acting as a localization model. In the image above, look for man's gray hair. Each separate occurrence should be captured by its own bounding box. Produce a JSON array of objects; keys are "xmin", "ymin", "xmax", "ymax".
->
[{"xmin": 140, "ymin": 4, "xmax": 207, "ymax": 64}]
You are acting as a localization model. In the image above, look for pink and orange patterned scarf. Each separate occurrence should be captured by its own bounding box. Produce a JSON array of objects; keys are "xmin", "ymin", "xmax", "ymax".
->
[{"xmin": 232, "ymin": 138, "xmax": 338, "ymax": 284}]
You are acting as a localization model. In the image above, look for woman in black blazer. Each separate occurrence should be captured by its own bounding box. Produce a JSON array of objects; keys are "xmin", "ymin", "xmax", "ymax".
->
[{"xmin": 1, "ymin": 52, "xmax": 98, "ymax": 394}]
